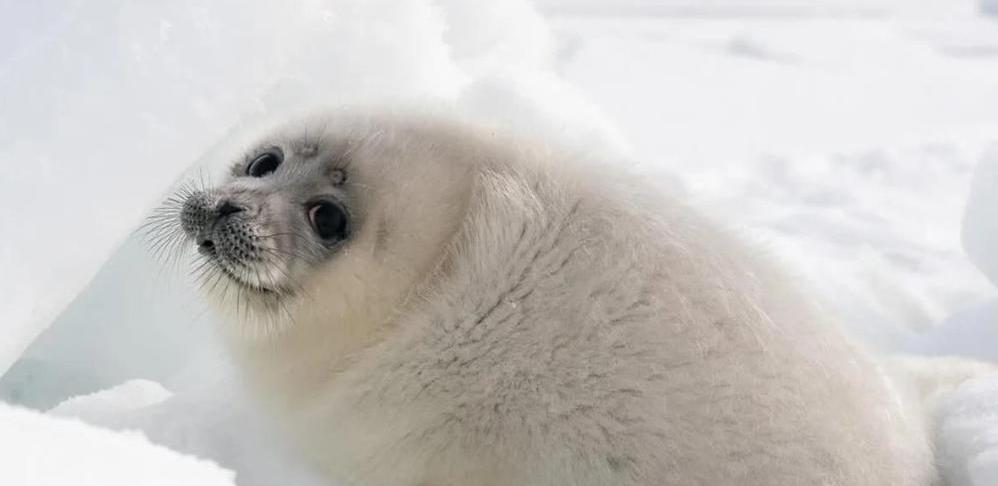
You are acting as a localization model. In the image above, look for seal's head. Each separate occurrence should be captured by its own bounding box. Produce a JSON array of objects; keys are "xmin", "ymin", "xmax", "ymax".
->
[
  {"xmin": 161, "ymin": 114, "xmax": 477, "ymax": 339},
  {"xmin": 180, "ymin": 144, "xmax": 350, "ymax": 297}
]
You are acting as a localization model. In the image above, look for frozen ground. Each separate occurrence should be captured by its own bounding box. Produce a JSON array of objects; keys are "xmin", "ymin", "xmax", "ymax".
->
[{"xmin": 1, "ymin": 0, "xmax": 997, "ymax": 484}]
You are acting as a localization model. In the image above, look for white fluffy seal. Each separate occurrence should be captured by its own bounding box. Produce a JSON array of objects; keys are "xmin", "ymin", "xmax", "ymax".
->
[{"xmin": 166, "ymin": 111, "xmax": 935, "ymax": 485}]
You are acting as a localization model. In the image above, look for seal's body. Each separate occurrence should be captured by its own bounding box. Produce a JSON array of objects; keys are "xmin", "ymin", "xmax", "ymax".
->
[{"xmin": 173, "ymin": 112, "xmax": 934, "ymax": 485}]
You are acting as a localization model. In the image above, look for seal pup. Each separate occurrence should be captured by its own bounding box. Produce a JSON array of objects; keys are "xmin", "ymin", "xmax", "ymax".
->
[{"xmin": 163, "ymin": 111, "xmax": 935, "ymax": 485}]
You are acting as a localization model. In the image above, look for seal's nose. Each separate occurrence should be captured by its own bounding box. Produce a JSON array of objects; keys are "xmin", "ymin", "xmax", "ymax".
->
[
  {"xmin": 216, "ymin": 200, "xmax": 245, "ymax": 219},
  {"xmin": 197, "ymin": 237, "xmax": 216, "ymax": 256},
  {"xmin": 196, "ymin": 200, "xmax": 246, "ymax": 256}
]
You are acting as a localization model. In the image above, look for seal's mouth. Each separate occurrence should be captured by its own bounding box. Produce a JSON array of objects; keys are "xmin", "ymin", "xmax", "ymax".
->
[
  {"xmin": 215, "ymin": 263, "xmax": 280, "ymax": 296},
  {"xmin": 194, "ymin": 228, "xmax": 288, "ymax": 298}
]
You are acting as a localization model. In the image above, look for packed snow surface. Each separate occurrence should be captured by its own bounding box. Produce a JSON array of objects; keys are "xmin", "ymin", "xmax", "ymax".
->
[
  {"xmin": 0, "ymin": 401, "xmax": 235, "ymax": 486},
  {"xmin": 1, "ymin": 0, "xmax": 997, "ymax": 485}
]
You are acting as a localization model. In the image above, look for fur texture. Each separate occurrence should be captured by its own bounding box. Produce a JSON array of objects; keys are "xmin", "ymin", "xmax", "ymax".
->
[{"xmin": 178, "ymin": 112, "xmax": 936, "ymax": 485}]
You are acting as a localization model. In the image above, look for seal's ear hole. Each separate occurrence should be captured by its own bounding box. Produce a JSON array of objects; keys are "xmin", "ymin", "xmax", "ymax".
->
[
  {"xmin": 247, "ymin": 149, "xmax": 283, "ymax": 178},
  {"xmin": 330, "ymin": 168, "xmax": 347, "ymax": 186}
]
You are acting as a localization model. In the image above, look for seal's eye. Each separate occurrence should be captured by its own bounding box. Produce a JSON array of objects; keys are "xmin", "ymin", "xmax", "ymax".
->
[
  {"xmin": 308, "ymin": 201, "xmax": 349, "ymax": 242},
  {"xmin": 246, "ymin": 150, "xmax": 282, "ymax": 177}
]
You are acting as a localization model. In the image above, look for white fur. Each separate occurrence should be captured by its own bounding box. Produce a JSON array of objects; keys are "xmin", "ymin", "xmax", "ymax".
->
[{"xmin": 210, "ymin": 113, "xmax": 936, "ymax": 485}]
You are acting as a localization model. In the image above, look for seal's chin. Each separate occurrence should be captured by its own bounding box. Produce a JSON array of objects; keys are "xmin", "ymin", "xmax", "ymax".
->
[
  {"xmin": 198, "ymin": 250, "xmax": 294, "ymax": 302},
  {"xmin": 206, "ymin": 258, "xmax": 300, "ymax": 339}
]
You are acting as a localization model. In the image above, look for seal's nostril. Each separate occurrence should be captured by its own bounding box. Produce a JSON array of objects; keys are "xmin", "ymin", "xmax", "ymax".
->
[
  {"xmin": 198, "ymin": 239, "xmax": 216, "ymax": 256},
  {"xmin": 217, "ymin": 200, "xmax": 244, "ymax": 218}
]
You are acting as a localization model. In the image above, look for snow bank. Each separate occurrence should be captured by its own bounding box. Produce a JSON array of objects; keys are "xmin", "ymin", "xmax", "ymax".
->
[
  {"xmin": 963, "ymin": 147, "xmax": 998, "ymax": 286},
  {"xmin": 901, "ymin": 146, "xmax": 998, "ymax": 362},
  {"xmin": 535, "ymin": 0, "xmax": 981, "ymax": 17},
  {"xmin": 49, "ymin": 379, "xmax": 172, "ymax": 420},
  {"xmin": 47, "ymin": 380, "xmax": 328, "ymax": 486},
  {"xmin": 436, "ymin": 0, "xmax": 556, "ymax": 73},
  {"xmin": 556, "ymin": 16, "xmax": 998, "ymax": 346},
  {"xmin": 667, "ymin": 144, "xmax": 994, "ymax": 347},
  {"xmin": 935, "ymin": 376, "xmax": 998, "ymax": 486},
  {"xmin": 0, "ymin": 235, "xmax": 229, "ymax": 410},
  {"xmin": 905, "ymin": 300, "xmax": 998, "ymax": 362},
  {"xmin": 0, "ymin": 401, "xmax": 235, "ymax": 486}
]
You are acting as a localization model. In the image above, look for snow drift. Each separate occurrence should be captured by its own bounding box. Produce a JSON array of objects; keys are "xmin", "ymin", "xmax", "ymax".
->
[{"xmin": 0, "ymin": 401, "xmax": 235, "ymax": 486}]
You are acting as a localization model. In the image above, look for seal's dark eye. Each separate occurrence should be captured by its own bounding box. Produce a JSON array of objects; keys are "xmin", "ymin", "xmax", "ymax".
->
[
  {"xmin": 307, "ymin": 201, "xmax": 349, "ymax": 242},
  {"xmin": 246, "ymin": 150, "xmax": 282, "ymax": 177}
]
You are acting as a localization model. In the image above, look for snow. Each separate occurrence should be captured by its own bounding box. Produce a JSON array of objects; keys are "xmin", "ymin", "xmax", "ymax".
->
[
  {"xmin": 50, "ymin": 381, "xmax": 329, "ymax": 486},
  {"xmin": 905, "ymin": 300, "xmax": 998, "ymax": 363},
  {"xmin": 0, "ymin": 236, "xmax": 229, "ymax": 410},
  {"xmin": 554, "ymin": 15, "xmax": 998, "ymax": 346},
  {"xmin": 49, "ymin": 379, "xmax": 172, "ymax": 421},
  {"xmin": 935, "ymin": 376, "xmax": 998, "ymax": 486},
  {"xmin": 2, "ymin": 0, "xmax": 998, "ymax": 485},
  {"xmin": 963, "ymin": 147, "xmax": 998, "ymax": 286},
  {"xmin": 534, "ymin": 0, "xmax": 982, "ymax": 18},
  {"xmin": 0, "ymin": 401, "xmax": 235, "ymax": 486}
]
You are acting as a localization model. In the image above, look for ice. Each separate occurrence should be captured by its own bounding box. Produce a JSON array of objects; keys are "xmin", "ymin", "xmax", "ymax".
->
[
  {"xmin": 963, "ymin": 148, "xmax": 998, "ymax": 286},
  {"xmin": 534, "ymin": 0, "xmax": 981, "ymax": 17},
  {"xmin": 47, "ymin": 379, "xmax": 327, "ymax": 486},
  {"xmin": 0, "ymin": 235, "xmax": 230, "ymax": 410},
  {"xmin": 0, "ymin": 401, "xmax": 235, "ymax": 486},
  {"xmin": 435, "ymin": 0, "xmax": 556, "ymax": 73},
  {"xmin": 935, "ymin": 376, "xmax": 998, "ymax": 486},
  {"xmin": 904, "ymin": 300, "xmax": 998, "ymax": 362}
]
